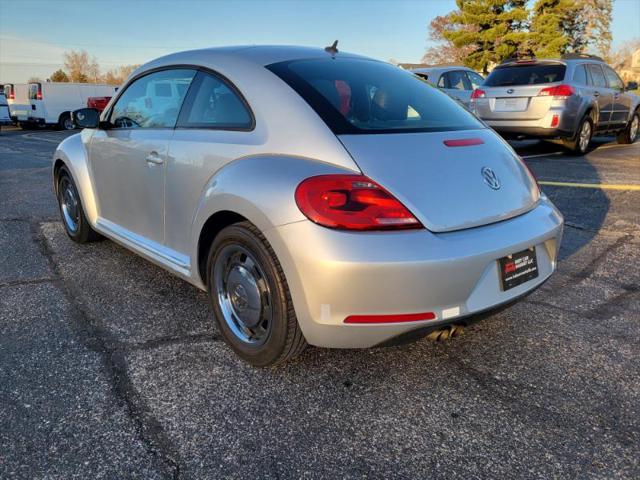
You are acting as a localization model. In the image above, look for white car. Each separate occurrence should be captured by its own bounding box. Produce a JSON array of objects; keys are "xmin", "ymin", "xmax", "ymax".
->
[
  {"xmin": 0, "ymin": 93, "xmax": 12, "ymax": 126},
  {"xmin": 27, "ymin": 81, "xmax": 117, "ymax": 130}
]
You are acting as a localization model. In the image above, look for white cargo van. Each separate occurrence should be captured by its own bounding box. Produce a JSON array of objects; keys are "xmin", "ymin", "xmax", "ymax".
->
[
  {"xmin": 0, "ymin": 93, "xmax": 12, "ymax": 127},
  {"xmin": 27, "ymin": 82, "xmax": 117, "ymax": 129},
  {"xmin": 3, "ymin": 83, "xmax": 31, "ymax": 125}
]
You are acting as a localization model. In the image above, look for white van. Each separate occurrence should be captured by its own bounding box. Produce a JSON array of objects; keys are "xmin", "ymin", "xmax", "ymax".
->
[
  {"xmin": 3, "ymin": 83, "xmax": 31, "ymax": 125},
  {"xmin": 0, "ymin": 93, "xmax": 12, "ymax": 127},
  {"xmin": 27, "ymin": 82, "xmax": 117, "ymax": 129}
]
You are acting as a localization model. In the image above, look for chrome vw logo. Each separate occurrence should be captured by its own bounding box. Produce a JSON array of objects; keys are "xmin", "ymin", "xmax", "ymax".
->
[
  {"xmin": 506, "ymin": 88, "xmax": 514, "ymax": 94},
  {"xmin": 481, "ymin": 167, "xmax": 501, "ymax": 190}
]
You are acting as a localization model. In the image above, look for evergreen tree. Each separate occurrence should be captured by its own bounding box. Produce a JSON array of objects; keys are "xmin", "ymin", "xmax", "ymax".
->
[
  {"xmin": 443, "ymin": 0, "xmax": 530, "ymax": 74},
  {"xmin": 528, "ymin": 0, "xmax": 583, "ymax": 58},
  {"xmin": 50, "ymin": 69, "xmax": 69, "ymax": 82}
]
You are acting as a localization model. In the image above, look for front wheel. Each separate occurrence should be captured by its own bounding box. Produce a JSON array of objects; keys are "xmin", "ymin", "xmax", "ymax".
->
[
  {"xmin": 206, "ymin": 221, "xmax": 306, "ymax": 367},
  {"xmin": 58, "ymin": 113, "xmax": 75, "ymax": 131},
  {"xmin": 56, "ymin": 166, "xmax": 101, "ymax": 243},
  {"xmin": 563, "ymin": 117, "xmax": 593, "ymax": 155},
  {"xmin": 617, "ymin": 111, "xmax": 639, "ymax": 145}
]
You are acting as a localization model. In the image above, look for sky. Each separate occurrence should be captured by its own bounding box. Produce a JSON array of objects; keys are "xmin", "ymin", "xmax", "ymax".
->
[{"xmin": 1, "ymin": 0, "xmax": 639, "ymax": 83}]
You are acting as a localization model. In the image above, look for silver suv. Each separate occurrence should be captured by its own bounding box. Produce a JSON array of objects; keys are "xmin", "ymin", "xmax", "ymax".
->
[{"xmin": 471, "ymin": 54, "xmax": 640, "ymax": 154}]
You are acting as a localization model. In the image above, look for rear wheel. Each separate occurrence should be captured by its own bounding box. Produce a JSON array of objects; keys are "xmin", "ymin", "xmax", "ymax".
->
[
  {"xmin": 56, "ymin": 166, "xmax": 100, "ymax": 243},
  {"xmin": 206, "ymin": 221, "xmax": 306, "ymax": 367},
  {"xmin": 617, "ymin": 110, "xmax": 639, "ymax": 145},
  {"xmin": 563, "ymin": 117, "xmax": 593, "ymax": 155},
  {"xmin": 58, "ymin": 112, "xmax": 74, "ymax": 130}
]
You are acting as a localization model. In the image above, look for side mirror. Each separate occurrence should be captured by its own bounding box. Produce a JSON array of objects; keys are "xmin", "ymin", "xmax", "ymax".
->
[
  {"xmin": 625, "ymin": 81, "xmax": 638, "ymax": 92},
  {"xmin": 72, "ymin": 108, "xmax": 100, "ymax": 129}
]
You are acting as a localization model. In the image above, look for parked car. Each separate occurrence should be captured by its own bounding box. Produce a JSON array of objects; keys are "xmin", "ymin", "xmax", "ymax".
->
[
  {"xmin": 0, "ymin": 93, "xmax": 12, "ymax": 127},
  {"xmin": 470, "ymin": 54, "xmax": 640, "ymax": 153},
  {"xmin": 411, "ymin": 65, "xmax": 484, "ymax": 109},
  {"xmin": 26, "ymin": 81, "xmax": 117, "ymax": 130},
  {"xmin": 87, "ymin": 96, "xmax": 113, "ymax": 112},
  {"xmin": 56, "ymin": 46, "xmax": 563, "ymax": 366},
  {"xmin": 3, "ymin": 83, "xmax": 31, "ymax": 126}
]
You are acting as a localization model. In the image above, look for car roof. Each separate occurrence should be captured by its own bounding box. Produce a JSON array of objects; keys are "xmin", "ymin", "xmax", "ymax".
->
[{"xmin": 138, "ymin": 45, "xmax": 371, "ymax": 71}]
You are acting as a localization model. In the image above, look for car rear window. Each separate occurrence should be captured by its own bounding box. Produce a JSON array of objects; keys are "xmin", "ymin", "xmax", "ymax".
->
[
  {"xmin": 485, "ymin": 63, "xmax": 567, "ymax": 86},
  {"xmin": 267, "ymin": 58, "xmax": 482, "ymax": 134}
]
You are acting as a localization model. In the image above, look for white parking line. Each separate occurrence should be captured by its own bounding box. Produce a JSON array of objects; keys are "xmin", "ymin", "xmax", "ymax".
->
[{"xmin": 21, "ymin": 133, "xmax": 66, "ymax": 144}]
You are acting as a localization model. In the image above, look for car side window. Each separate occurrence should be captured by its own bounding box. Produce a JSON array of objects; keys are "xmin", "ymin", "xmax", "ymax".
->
[
  {"xmin": 177, "ymin": 71, "xmax": 253, "ymax": 129},
  {"xmin": 572, "ymin": 65, "xmax": 588, "ymax": 85},
  {"xmin": 439, "ymin": 71, "xmax": 469, "ymax": 90},
  {"xmin": 587, "ymin": 64, "xmax": 607, "ymax": 88},
  {"xmin": 602, "ymin": 65, "xmax": 624, "ymax": 91},
  {"xmin": 110, "ymin": 69, "xmax": 197, "ymax": 129},
  {"xmin": 466, "ymin": 71, "xmax": 484, "ymax": 90}
]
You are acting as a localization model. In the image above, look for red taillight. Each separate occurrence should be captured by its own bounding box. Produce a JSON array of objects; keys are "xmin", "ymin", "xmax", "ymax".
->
[
  {"xmin": 470, "ymin": 88, "xmax": 485, "ymax": 100},
  {"xmin": 7, "ymin": 88, "xmax": 14, "ymax": 100},
  {"xmin": 550, "ymin": 114, "xmax": 559, "ymax": 127},
  {"xmin": 295, "ymin": 174, "xmax": 422, "ymax": 231},
  {"xmin": 538, "ymin": 84, "xmax": 574, "ymax": 98},
  {"xmin": 345, "ymin": 311, "xmax": 436, "ymax": 324}
]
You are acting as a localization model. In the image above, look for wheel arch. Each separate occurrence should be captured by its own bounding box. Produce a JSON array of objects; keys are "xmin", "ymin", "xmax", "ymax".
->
[
  {"xmin": 51, "ymin": 132, "xmax": 99, "ymax": 224},
  {"xmin": 189, "ymin": 154, "xmax": 358, "ymax": 286}
]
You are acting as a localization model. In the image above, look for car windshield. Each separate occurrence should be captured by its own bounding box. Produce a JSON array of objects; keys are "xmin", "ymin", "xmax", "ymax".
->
[
  {"xmin": 267, "ymin": 57, "xmax": 483, "ymax": 134},
  {"xmin": 484, "ymin": 63, "xmax": 567, "ymax": 86}
]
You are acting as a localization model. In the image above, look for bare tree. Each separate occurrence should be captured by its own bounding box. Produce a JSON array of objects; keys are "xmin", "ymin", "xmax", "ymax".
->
[
  {"xmin": 422, "ymin": 12, "xmax": 476, "ymax": 65},
  {"xmin": 27, "ymin": 76, "xmax": 43, "ymax": 83},
  {"xmin": 63, "ymin": 49, "xmax": 100, "ymax": 83},
  {"xmin": 102, "ymin": 64, "xmax": 140, "ymax": 85}
]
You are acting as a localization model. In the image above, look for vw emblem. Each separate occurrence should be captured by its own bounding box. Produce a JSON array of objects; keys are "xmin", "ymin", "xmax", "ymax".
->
[
  {"xmin": 506, "ymin": 88, "xmax": 514, "ymax": 94},
  {"xmin": 481, "ymin": 167, "xmax": 501, "ymax": 190}
]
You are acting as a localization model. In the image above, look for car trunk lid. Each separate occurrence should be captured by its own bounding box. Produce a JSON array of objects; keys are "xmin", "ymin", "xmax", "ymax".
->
[{"xmin": 338, "ymin": 128, "xmax": 539, "ymax": 233}]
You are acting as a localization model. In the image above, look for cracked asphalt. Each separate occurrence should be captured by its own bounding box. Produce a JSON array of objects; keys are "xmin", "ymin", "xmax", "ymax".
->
[{"xmin": 1, "ymin": 126, "xmax": 638, "ymax": 479}]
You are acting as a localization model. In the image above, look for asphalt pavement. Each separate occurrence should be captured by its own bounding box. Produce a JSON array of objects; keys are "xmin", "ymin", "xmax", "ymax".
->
[{"xmin": 1, "ymin": 126, "xmax": 638, "ymax": 479}]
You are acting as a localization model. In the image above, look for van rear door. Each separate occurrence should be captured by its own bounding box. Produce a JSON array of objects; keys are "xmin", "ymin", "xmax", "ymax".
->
[{"xmin": 28, "ymin": 82, "xmax": 45, "ymax": 122}]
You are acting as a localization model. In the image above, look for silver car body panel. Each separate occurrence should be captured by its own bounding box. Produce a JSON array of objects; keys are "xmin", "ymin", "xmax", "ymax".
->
[
  {"xmin": 53, "ymin": 46, "xmax": 563, "ymax": 348},
  {"xmin": 411, "ymin": 66, "xmax": 483, "ymax": 109}
]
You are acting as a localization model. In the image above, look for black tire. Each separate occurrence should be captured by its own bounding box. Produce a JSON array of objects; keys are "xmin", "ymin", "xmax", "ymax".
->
[
  {"xmin": 206, "ymin": 221, "xmax": 306, "ymax": 367},
  {"xmin": 616, "ymin": 110, "xmax": 639, "ymax": 145},
  {"xmin": 56, "ymin": 166, "xmax": 101, "ymax": 243},
  {"xmin": 563, "ymin": 116, "xmax": 593, "ymax": 155},
  {"xmin": 58, "ymin": 112, "xmax": 74, "ymax": 131}
]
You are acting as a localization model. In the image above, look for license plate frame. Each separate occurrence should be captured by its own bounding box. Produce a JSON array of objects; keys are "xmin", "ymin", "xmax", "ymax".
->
[
  {"xmin": 495, "ymin": 97, "xmax": 528, "ymax": 112},
  {"xmin": 498, "ymin": 247, "xmax": 539, "ymax": 291}
]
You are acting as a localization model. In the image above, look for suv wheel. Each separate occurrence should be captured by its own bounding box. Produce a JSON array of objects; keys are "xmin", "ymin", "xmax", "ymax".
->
[
  {"xmin": 206, "ymin": 221, "xmax": 307, "ymax": 367},
  {"xmin": 617, "ymin": 110, "xmax": 639, "ymax": 145},
  {"xmin": 563, "ymin": 117, "xmax": 593, "ymax": 155}
]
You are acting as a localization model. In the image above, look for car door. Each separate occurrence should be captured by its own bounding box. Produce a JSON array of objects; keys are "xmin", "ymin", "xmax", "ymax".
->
[
  {"xmin": 89, "ymin": 68, "xmax": 197, "ymax": 245},
  {"xmin": 602, "ymin": 64, "xmax": 631, "ymax": 129},
  {"xmin": 586, "ymin": 64, "xmax": 612, "ymax": 130},
  {"xmin": 165, "ymin": 70, "xmax": 255, "ymax": 255}
]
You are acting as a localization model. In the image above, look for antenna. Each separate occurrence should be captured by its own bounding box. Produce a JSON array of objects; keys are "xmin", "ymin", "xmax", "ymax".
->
[{"xmin": 324, "ymin": 40, "xmax": 339, "ymax": 56}]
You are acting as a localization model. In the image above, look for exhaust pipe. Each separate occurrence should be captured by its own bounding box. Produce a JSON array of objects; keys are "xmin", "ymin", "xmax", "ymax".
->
[{"xmin": 426, "ymin": 325, "xmax": 464, "ymax": 342}]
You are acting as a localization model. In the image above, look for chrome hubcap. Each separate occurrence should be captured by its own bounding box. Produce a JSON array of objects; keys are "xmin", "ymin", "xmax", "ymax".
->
[
  {"xmin": 630, "ymin": 115, "xmax": 639, "ymax": 142},
  {"xmin": 579, "ymin": 121, "xmax": 591, "ymax": 152},
  {"xmin": 59, "ymin": 177, "xmax": 79, "ymax": 233},
  {"xmin": 214, "ymin": 245, "xmax": 272, "ymax": 345}
]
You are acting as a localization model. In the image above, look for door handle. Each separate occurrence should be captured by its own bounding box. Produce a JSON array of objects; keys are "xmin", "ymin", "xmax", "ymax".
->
[
  {"xmin": 593, "ymin": 91, "xmax": 600, "ymax": 97},
  {"xmin": 145, "ymin": 152, "xmax": 164, "ymax": 165}
]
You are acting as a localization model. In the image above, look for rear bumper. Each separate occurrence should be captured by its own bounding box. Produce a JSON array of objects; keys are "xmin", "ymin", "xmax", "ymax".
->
[
  {"xmin": 265, "ymin": 196, "xmax": 564, "ymax": 348},
  {"xmin": 478, "ymin": 107, "xmax": 579, "ymax": 139}
]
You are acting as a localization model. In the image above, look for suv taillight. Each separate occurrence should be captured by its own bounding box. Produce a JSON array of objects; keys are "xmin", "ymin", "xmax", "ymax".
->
[
  {"xmin": 470, "ymin": 88, "xmax": 486, "ymax": 100},
  {"xmin": 538, "ymin": 84, "xmax": 574, "ymax": 98},
  {"xmin": 295, "ymin": 174, "xmax": 422, "ymax": 231}
]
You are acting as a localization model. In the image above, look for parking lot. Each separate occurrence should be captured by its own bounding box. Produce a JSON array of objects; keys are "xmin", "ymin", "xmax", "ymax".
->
[{"xmin": 1, "ymin": 126, "xmax": 638, "ymax": 479}]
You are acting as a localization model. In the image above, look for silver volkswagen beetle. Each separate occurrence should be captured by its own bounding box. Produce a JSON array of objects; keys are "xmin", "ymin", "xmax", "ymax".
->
[{"xmin": 53, "ymin": 45, "xmax": 563, "ymax": 366}]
